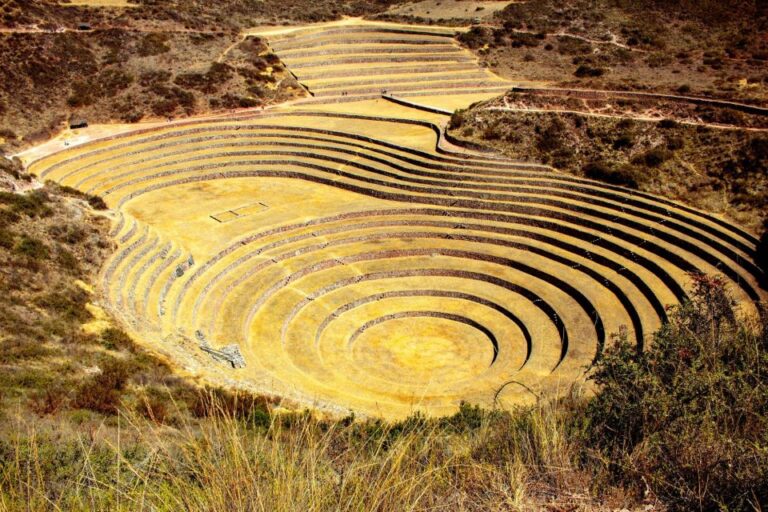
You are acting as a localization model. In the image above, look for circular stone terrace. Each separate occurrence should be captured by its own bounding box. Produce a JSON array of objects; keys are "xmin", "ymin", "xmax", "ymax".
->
[{"xmin": 22, "ymin": 20, "xmax": 768, "ymax": 419}]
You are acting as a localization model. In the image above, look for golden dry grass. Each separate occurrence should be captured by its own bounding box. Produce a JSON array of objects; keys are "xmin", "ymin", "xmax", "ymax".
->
[{"xmin": 0, "ymin": 394, "xmax": 595, "ymax": 512}]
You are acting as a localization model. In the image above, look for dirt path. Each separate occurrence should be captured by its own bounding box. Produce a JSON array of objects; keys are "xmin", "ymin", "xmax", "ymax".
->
[{"xmin": 483, "ymin": 106, "xmax": 768, "ymax": 132}]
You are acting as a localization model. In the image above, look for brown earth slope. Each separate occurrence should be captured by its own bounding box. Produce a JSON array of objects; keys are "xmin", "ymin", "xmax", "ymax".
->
[
  {"xmin": 0, "ymin": 0, "xmax": 411, "ymax": 153},
  {"xmin": 457, "ymin": 0, "xmax": 768, "ymax": 104},
  {"xmin": 0, "ymin": 30, "xmax": 303, "ymax": 152}
]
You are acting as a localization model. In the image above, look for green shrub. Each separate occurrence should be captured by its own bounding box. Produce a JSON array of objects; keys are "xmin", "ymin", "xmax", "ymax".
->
[
  {"xmin": 87, "ymin": 195, "xmax": 107, "ymax": 210},
  {"xmin": 509, "ymin": 32, "xmax": 541, "ymax": 48},
  {"xmin": 645, "ymin": 51, "xmax": 673, "ymax": 67},
  {"xmin": 35, "ymin": 287, "xmax": 90, "ymax": 322},
  {"xmin": 585, "ymin": 274, "xmax": 768, "ymax": 510},
  {"xmin": 137, "ymin": 33, "xmax": 170, "ymax": 57},
  {"xmin": 48, "ymin": 223, "xmax": 86, "ymax": 244},
  {"xmin": 483, "ymin": 122, "xmax": 504, "ymax": 140},
  {"xmin": 0, "ymin": 156, "xmax": 22, "ymax": 178},
  {"xmin": 574, "ymin": 64, "xmax": 605, "ymax": 78},
  {"xmin": 55, "ymin": 247, "xmax": 80, "ymax": 273},
  {"xmin": 72, "ymin": 357, "xmax": 134, "ymax": 414},
  {"xmin": 438, "ymin": 401, "xmax": 488, "ymax": 433},
  {"xmin": 139, "ymin": 70, "xmax": 171, "ymax": 87},
  {"xmin": 632, "ymin": 147, "xmax": 672, "ymax": 167},
  {"xmin": 67, "ymin": 81, "xmax": 94, "ymax": 108},
  {"xmin": 14, "ymin": 235, "xmax": 48, "ymax": 259},
  {"xmin": 100, "ymin": 327, "xmax": 133, "ymax": 351},
  {"xmin": 449, "ymin": 109, "xmax": 466, "ymax": 130},
  {"xmin": 29, "ymin": 383, "xmax": 69, "ymax": 415},
  {"xmin": 658, "ymin": 119, "xmax": 679, "ymax": 129},
  {"xmin": 666, "ymin": 136, "xmax": 685, "ymax": 150},
  {"xmin": 0, "ymin": 337, "xmax": 55, "ymax": 364},
  {"xmin": 583, "ymin": 161, "xmax": 639, "ymax": 188},
  {"xmin": 0, "ymin": 190, "xmax": 51, "ymax": 217},
  {"xmin": 219, "ymin": 94, "xmax": 260, "ymax": 109},
  {"xmin": 612, "ymin": 134, "xmax": 634, "ymax": 149},
  {"xmin": 190, "ymin": 387, "xmax": 273, "ymax": 426},
  {"xmin": 557, "ymin": 37, "xmax": 592, "ymax": 55},
  {"xmin": 536, "ymin": 117, "xmax": 568, "ymax": 152},
  {"xmin": 136, "ymin": 387, "xmax": 172, "ymax": 424},
  {"xmin": 98, "ymin": 68, "xmax": 134, "ymax": 96},
  {"xmin": 457, "ymin": 25, "xmax": 493, "ymax": 49},
  {"xmin": 0, "ymin": 227, "xmax": 14, "ymax": 249},
  {"xmin": 175, "ymin": 62, "xmax": 233, "ymax": 94}
]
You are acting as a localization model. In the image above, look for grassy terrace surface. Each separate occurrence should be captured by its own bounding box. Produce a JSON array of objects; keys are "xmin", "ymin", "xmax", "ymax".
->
[
  {"xmin": 262, "ymin": 20, "xmax": 510, "ymax": 100},
  {"xmin": 24, "ymin": 22, "xmax": 767, "ymax": 415}
]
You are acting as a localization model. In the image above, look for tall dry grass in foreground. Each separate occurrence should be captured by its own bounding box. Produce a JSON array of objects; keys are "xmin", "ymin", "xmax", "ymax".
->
[{"xmin": 0, "ymin": 397, "xmax": 594, "ymax": 512}]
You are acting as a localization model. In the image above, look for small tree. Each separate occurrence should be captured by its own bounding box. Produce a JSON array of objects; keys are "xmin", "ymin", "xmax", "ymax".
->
[{"xmin": 585, "ymin": 273, "xmax": 768, "ymax": 509}]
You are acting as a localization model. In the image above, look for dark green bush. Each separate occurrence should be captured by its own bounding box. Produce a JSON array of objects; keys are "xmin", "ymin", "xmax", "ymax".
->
[
  {"xmin": 72, "ymin": 357, "xmax": 134, "ymax": 414},
  {"xmin": 574, "ymin": 64, "xmax": 605, "ymax": 78},
  {"xmin": 0, "ymin": 190, "xmax": 51, "ymax": 218},
  {"xmin": 449, "ymin": 109, "xmax": 467, "ymax": 130},
  {"xmin": 56, "ymin": 247, "xmax": 80, "ymax": 273},
  {"xmin": 189, "ymin": 387, "xmax": 273, "ymax": 427},
  {"xmin": 0, "ymin": 156, "xmax": 22, "ymax": 178},
  {"xmin": 14, "ymin": 235, "xmax": 48, "ymax": 259},
  {"xmin": 483, "ymin": 122, "xmax": 504, "ymax": 140},
  {"xmin": 67, "ymin": 81, "xmax": 94, "ymax": 108},
  {"xmin": 509, "ymin": 32, "xmax": 541, "ymax": 48},
  {"xmin": 438, "ymin": 401, "xmax": 487, "ymax": 433},
  {"xmin": 585, "ymin": 274, "xmax": 768, "ymax": 510},
  {"xmin": 87, "ymin": 195, "xmax": 107, "ymax": 210},
  {"xmin": 98, "ymin": 68, "xmax": 134, "ymax": 97},
  {"xmin": 219, "ymin": 94, "xmax": 260, "ymax": 109},
  {"xmin": 658, "ymin": 119, "xmax": 679, "ymax": 129},
  {"xmin": 583, "ymin": 161, "xmax": 639, "ymax": 188},
  {"xmin": 0, "ymin": 227, "xmax": 14, "ymax": 249},
  {"xmin": 100, "ymin": 327, "xmax": 133, "ymax": 351},
  {"xmin": 0, "ymin": 337, "xmax": 55, "ymax": 364},
  {"xmin": 557, "ymin": 37, "xmax": 592, "ymax": 55},
  {"xmin": 35, "ymin": 287, "xmax": 90, "ymax": 322},
  {"xmin": 632, "ymin": 147, "xmax": 672, "ymax": 167},
  {"xmin": 137, "ymin": 33, "xmax": 170, "ymax": 57},
  {"xmin": 612, "ymin": 134, "xmax": 634, "ymax": 149},
  {"xmin": 174, "ymin": 63, "xmax": 233, "ymax": 94},
  {"xmin": 457, "ymin": 25, "xmax": 493, "ymax": 49},
  {"xmin": 666, "ymin": 136, "xmax": 685, "ymax": 150},
  {"xmin": 48, "ymin": 223, "xmax": 86, "ymax": 244},
  {"xmin": 139, "ymin": 70, "xmax": 171, "ymax": 87},
  {"xmin": 536, "ymin": 117, "xmax": 568, "ymax": 152}
]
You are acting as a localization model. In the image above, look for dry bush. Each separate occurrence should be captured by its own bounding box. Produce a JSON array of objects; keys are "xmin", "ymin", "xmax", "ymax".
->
[
  {"xmin": 586, "ymin": 274, "xmax": 768, "ymax": 509},
  {"xmin": 71, "ymin": 358, "xmax": 133, "ymax": 414}
]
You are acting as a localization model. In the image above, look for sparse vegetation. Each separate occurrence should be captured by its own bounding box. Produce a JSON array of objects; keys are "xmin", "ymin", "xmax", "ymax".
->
[
  {"xmin": 0, "ymin": 30, "xmax": 304, "ymax": 152},
  {"xmin": 457, "ymin": 0, "xmax": 767, "ymax": 103},
  {"xmin": 449, "ymin": 101, "xmax": 768, "ymax": 231}
]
